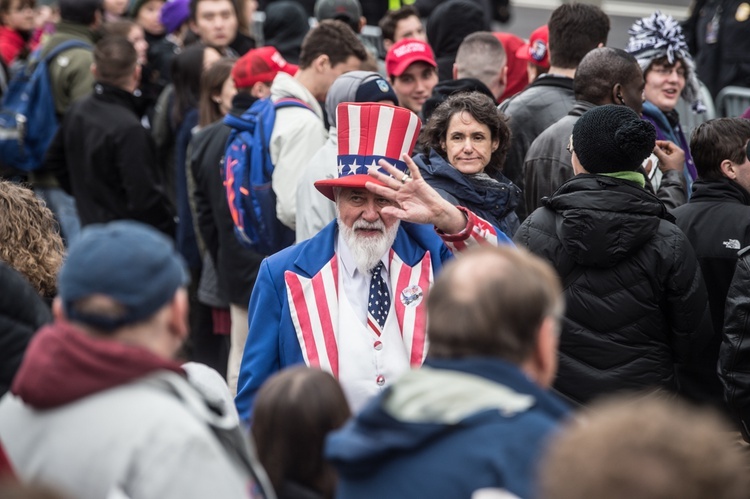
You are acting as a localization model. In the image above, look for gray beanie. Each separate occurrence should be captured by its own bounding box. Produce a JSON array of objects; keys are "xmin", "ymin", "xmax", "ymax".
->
[
  {"xmin": 325, "ymin": 71, "xmax": 399, "ymax": 128},
  {"xmin": 572, "ymin": 105, "xmax": 656, "ymax": 173}
]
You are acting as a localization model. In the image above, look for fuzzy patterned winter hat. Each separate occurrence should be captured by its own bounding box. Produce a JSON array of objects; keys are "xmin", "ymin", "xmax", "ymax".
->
[{"xmin": 626, "ymin": 11, "xmax": 705, "ymax": 113}]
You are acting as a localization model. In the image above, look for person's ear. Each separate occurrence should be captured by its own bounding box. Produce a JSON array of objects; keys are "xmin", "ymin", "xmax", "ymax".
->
[
  {"xmin": 313, "ymin": 54, "xmax": 330, "ymax": 73},
  {"xmin": 452, "ymin": 63, "xmax": 458, "ymax": 80},
  {"xmin": 167, "ymin": 289, "xmax": 190, "ymax": 344},
  {"xmin": 52, "ymin": 296, "xmax": 66, "ymax": 322},
  {"xmin": 358, "ymin": 16, "xmax": 366, "ymax": 33},
  {"xmin": 612, "ymin": 83, "xmax": 625, "ymax": 105},
  {"xmin": 491, "ymin": 137, "xmax": 499, "ymax": 152},
  {"xmin": 531, "ymin": 315, "xmax": 559, "ymax": 388},
  {"xmin": 721, "ymin": 159, "xmax": 738, "ymax": 179},
  {"xmin": 91, "ymin": 62, "xmax": 97, "ymax": 78},
  {"xmin": 251, "ymin": 81, "xmax": 271, "ymax": 98},
  {"xmin": 383, "ymin": 39, "xmax": 393, "ymax": 52}
]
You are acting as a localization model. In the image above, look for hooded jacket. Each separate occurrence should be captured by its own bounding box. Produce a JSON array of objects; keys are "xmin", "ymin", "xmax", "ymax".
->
[
  {"xmin": 515, "ymin": 174, "xmax": 713, "ymax": 405},
  {"xmin": 0, "ymin": 321, "xmax": 271, "ymax": 499},
  {"xmin": 414, "ymin": 149, "xmax": 520, "ymax": 237},
  {"xmin": 326, "ymin": 357, "xmax": 569, "ymax": 499}
]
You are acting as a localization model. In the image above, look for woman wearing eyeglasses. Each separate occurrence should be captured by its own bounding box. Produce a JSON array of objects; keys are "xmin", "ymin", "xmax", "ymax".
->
[{"xmin": 626, "ymin": 11, "xmax": 705, "ymax": 199}]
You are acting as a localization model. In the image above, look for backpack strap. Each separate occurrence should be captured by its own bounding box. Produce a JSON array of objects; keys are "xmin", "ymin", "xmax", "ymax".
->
[
  {"xmin": 274, "ymin": 97, "xmax": 314, "ymax": 112},
  {"xmin": 42, "ymin": 39, "xmax": 93, "ymax": 65}
]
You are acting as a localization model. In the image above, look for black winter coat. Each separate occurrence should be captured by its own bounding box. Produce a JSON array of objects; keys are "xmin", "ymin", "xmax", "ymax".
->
[
  {"xmin": 0, "ymin": 262, "xmax": 52, "ymax": 397},
  {"xmin": 45, "ymin": 83, "xmax": 176, "ymax": 237},
  {"xmin": 720, "ymin": 245, "xmax": 750, "ymax": 439},
  {"xmin": 189, "ymin": 97, "xmax": 264, "ymax": 306},
  {"xmin": 515, "ymin": 175, "xmax": 713, "ymax": 405},
  {"xmin": 672, "ymin": 178, "xmax": 750, "ymax": 408}
]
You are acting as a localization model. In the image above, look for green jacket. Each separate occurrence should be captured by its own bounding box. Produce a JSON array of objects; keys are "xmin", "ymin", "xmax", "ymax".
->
[{"xmin": 40, "ymin": 21, "xmax": 96, "ymax": 116}]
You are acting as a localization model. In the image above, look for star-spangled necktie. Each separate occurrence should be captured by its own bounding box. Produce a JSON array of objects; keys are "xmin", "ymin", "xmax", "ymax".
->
[{"xmin": 367, "ymin": 262, "xmax": 390, "ymax": 335}]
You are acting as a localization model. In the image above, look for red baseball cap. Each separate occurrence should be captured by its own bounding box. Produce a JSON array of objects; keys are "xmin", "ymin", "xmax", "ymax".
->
[
  {"xmin": 516, "ymin": 25, "xmax": 550, "ymax": 69},
  {"xmin": 231, "ymin": 47, "xmax": 298, "ymax": 89},
  {"xmin": 385, "ymin": 39, "xmax": 437, "ymax": 77}
]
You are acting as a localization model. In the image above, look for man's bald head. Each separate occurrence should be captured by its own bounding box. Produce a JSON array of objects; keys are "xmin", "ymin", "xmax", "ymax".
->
[{"xmin": 427, "ymin": 246, "xmax": 563, "ymax": 364}]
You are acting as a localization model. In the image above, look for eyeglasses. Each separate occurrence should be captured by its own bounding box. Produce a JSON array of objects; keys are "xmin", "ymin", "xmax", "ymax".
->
[
  {"xmin": 650, "ymin": 66, "xmax": 687, "ymax": 78},
  {"xmin": 566, "ymin": 135, "xmax": 574, "ymax": 155}
]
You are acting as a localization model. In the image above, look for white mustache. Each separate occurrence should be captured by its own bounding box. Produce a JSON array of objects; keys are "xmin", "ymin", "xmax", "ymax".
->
[{"xmin": 353, "ymin": 220, "xmax": 385, "ymax": 231}]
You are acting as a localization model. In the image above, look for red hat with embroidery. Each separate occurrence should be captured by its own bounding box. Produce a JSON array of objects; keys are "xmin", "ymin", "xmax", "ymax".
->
[
  {"xmin": 516, "ymin": 25, "xmax": 550, "ymax": 69},
  {"xmin": 314, "ymin": 102, "xmax": 421, "ymax": 200},
  {"xmin": 385, "ymin": 39, "xmax": 437, "ymax": 77},
  {"xmin": 231, "ymin": 47, "xmax": 298, "ymax": 89}
]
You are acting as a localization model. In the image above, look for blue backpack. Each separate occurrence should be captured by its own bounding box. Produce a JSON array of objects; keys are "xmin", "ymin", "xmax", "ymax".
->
[
  {"xmin": 223, "ymin": 97, "xmax": 313, "ymax": 255},
  {"xmin": 0, "ymin": 40, "xmax": 91, "ymax": 172}
]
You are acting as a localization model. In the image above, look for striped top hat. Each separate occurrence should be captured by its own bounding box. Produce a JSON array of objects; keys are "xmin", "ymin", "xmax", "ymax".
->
[{"xmin": 314, "ymin": 102, "xmax": 421, "ymax": 201}]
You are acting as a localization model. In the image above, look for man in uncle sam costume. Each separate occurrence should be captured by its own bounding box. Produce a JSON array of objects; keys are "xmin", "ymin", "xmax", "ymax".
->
[{"xmin": 235, "ymin": 102, "xmax": 512, "ymax": 419}]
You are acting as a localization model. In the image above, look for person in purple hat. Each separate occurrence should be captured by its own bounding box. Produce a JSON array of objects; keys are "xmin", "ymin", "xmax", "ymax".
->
[{"xmin": 235, "ymin": 102, "xmax": 513, "ymax": 421}]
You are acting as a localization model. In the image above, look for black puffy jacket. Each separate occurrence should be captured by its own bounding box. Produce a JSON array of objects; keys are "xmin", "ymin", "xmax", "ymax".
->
[
  {"xmin": 720, "ymin": 245, "xmax": 750, "ymax": 439},
  {"xmin": 0, "ymin": 262, "xmax": 52, "ymax": 397},
  {"xmin": 515, "ymin": 175, "xmax": 713, "ymax": 405}
]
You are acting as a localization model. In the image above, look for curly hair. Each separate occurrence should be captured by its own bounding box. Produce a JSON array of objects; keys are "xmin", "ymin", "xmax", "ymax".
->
[
  {"xmin": 0, "ymin": 181, "xmax": 64, "ymax": 298},
  {"xmin": 420, "ymin": 91, "xmax": 511, "ymax": 177}
]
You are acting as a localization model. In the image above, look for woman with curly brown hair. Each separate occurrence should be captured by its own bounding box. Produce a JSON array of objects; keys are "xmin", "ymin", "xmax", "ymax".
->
[
  {"xmin": 413, "ymin": 91, "xmax": 521, "ymax": 237},
  {"xmin": 0, "ymin": 181, "xmax": 64, "ymax": 300}
]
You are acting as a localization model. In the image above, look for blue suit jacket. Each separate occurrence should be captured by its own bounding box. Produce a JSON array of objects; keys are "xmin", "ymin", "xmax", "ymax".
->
[{"xmin": 235, "ymin": 219, "xmax": 511, "ymax": 421}]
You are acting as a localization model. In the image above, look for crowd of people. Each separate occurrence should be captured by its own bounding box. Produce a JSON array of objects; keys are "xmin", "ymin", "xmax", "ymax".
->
[{"xmin": 1, "ymin": 0, "xmax": 750, "ymax": 498}]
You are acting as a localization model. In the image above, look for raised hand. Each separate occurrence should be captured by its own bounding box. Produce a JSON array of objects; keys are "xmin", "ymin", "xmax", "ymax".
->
[{"xmin": 366, "ymin": 154, "xmax": 467, "ymax": 234}]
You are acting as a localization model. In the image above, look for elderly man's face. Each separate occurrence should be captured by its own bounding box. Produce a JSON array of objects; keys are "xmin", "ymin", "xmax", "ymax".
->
[{"xmin": 336, "ymin": 188, "xmax": 400, "ymax": 272}]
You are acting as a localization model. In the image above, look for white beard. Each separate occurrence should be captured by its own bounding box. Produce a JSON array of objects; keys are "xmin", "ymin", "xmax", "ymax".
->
[{"xmin": 337, "ymin": 213, "xmax": 400, "ymax": 275}]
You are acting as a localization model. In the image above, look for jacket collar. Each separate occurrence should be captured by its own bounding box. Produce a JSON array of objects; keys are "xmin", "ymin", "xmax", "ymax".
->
[
  {"xmin": 691, "ymin": 177, "xmax": 750, "ymax": 205},
  {"xmin": 55, "ymin": 21, "xmax": 97, "ymax": 42},
  {"xmin": 568, "ymin": 100, "xmax": 597, "ymax": 117},
  {"xmin": 93, "ymin": 82, "xmax": 147, "ymax": 116}
]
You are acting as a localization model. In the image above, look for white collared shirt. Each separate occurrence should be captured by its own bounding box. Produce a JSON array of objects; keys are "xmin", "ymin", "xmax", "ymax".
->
[{"xmin": 336, "ymin": 231, "xmax": 392, "ymax": 326}]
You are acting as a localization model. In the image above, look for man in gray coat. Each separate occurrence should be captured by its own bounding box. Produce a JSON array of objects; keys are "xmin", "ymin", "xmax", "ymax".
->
[{"xmin": 0, "ymin": 221, "xmax": 273, "ymax": 499}]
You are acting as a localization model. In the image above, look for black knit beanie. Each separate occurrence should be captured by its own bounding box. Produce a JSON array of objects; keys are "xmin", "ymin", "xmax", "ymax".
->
[{"xmin": 572, "ymin": 105, "xmax": 656, "ymax": 173}]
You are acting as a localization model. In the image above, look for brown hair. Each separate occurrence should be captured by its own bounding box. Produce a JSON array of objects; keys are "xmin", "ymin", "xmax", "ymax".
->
[
  {"xmin": 691, "ymin": 118, "xmax": 750, "ymax": 180},
  {"xmin": 198, "ymin": 57, "xmax": 235, "ymax": 126},
  {"xmin": 539, "ymin": 394, "xmax": 750, "ymax": 499},
  {"xmin": 94, "ymin": 35, "xmax": 137, "ymax": 86},
  {"xmin": 548, "ymin": 3, "xmax": 610, "ymax": 69},
  {"xmin": 420, "ymin": 91, "xmax": 511, "ymax": 176},
  {"xmin": 298, "ymin": 19, "xmax": 367, "ymax": 70},
  {"xmin": 378, "ymin": 5, "xmax": 419, "ymax": 43},
  {"xmin": 0, "ymin": 181, "xmax": 64, "ymax": 298},
  {"xmin": 427, "ymin": 245, "xmax": 563, "ymax": 363},
  {"xmin": 251, "ymin": 366, "xmax": 351, "ymax": 498}
]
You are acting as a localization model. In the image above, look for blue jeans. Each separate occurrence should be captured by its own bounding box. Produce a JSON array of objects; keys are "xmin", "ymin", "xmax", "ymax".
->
[{"xmin": 35, "ymin": 187, "xmax": 81, "ymax": 246}]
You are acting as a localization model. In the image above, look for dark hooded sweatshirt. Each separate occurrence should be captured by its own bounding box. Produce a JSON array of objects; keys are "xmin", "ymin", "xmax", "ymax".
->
[{"xmin": 515, "ymin": 174, "xmax": 713, "ymax": 405}]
